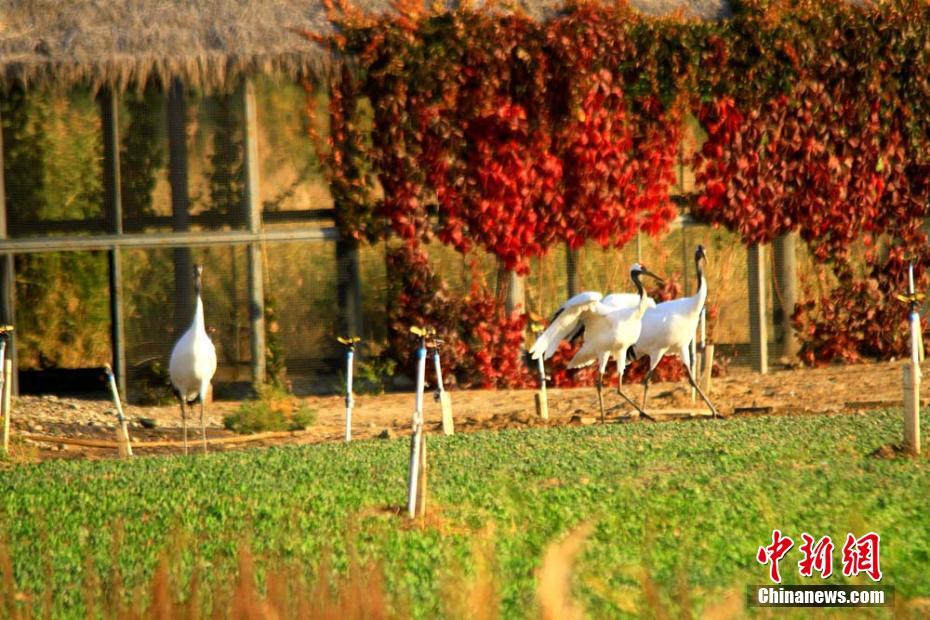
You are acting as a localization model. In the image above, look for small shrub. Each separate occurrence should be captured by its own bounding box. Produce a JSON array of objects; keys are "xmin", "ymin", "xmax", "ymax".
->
[
  {"xmin": 353, "ymin": 356, "xmax": 397, "ymax": 395},
  {"xmin": 223, "ymin": 385, "xmax": 317, "ymax": 434}
]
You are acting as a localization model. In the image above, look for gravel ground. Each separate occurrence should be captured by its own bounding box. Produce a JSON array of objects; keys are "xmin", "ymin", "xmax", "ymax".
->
[{"xmin": 3, "ymin": 359, "xmax": 926, "ymax": 461}]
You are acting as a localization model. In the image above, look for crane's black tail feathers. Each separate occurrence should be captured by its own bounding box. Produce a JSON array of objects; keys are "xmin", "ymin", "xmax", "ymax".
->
[{"xmin": 173, "ymin": 387, "xmax": 202, "ymax": 406}]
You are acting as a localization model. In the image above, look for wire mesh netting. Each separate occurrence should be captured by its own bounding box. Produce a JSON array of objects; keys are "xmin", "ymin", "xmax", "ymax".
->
[{"xmin": 2, "ymin": 76, "xmax": 827, "ymax": 400}]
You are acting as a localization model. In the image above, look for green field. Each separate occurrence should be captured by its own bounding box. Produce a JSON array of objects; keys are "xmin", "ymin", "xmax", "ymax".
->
[{"xmin": 1, "ymin": 410, "xmax": 929, "ymax": 617}]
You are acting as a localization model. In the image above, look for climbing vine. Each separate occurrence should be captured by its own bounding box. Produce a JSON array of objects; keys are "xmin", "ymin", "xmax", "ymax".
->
[{"xmin": 305, "ymin": 0, "xmax": 930, "ymax": 378}]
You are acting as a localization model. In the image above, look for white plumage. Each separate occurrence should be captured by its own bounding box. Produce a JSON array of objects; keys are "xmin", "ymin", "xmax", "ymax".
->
[
  {"xmin": 531, "ymin": 264, "xmax": 662, "ymax": 422},
  {"xmin": 169, "ymin": 265, "xmax": 217, "ymax": 454},
  {"xmin": 602, "ymin": 292, "xmax": 657, "ymax": 312},
  {"xmin": 630, "ymin": 245, "xmax": 718, "ymax": 417}
]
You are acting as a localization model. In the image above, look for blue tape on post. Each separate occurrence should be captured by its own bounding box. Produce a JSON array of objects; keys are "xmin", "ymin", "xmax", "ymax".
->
[{"xmin": 417, "ymin": 347, "xmax": 426, "ymax": 360}]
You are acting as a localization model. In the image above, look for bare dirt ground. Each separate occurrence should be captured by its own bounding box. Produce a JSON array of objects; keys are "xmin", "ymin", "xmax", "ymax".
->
[{"xmin": 4, "ymin": 359, "xmax": 924, "ymax": 462}]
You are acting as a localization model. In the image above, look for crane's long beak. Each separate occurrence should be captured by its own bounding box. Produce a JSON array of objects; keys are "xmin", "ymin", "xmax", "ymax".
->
[{"xmin": 641, "ymin": 268, "xmax": 664, "ymax": 284}]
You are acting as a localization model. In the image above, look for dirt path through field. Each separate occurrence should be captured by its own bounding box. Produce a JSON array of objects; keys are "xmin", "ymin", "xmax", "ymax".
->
[{"xmin": 6, "ymin": 359, "xmax": 922, "ymax": 461}]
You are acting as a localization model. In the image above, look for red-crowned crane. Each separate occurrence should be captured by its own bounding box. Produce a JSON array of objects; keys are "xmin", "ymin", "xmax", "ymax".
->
[
  {"xmin": 530, "ymin": 264, "xmax": 663, "ymax": 423},
  {"xmin": 630, "ymin": 245, "xmax": 719, "ymax": 417},
  {"xmin": 169, "ymin": 264, "xmax": 217, "ymax": 454}
]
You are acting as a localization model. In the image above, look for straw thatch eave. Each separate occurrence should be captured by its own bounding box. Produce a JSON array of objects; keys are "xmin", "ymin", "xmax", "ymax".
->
[{"xmin": 0, "ymin": 0, "xmax": 731, "ymax": 94}]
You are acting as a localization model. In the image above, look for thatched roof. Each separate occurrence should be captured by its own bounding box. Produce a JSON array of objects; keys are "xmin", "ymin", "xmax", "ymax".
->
[{"xmin": 0, "ymin": 0, "xmax": 731, "ymax": 93}]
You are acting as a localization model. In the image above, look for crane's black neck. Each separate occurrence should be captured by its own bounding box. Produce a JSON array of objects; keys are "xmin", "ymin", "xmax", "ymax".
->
[
  {"xmin": 632, "ymin": 270, "xmax": 645, "ymax": 300},
  {"xmin": 695, "ymin": 256, "xmax": 704, "ymax": 292},
  {"xmin": 194, "ymin": 271, "xmax": 202, "ymax": 297}
]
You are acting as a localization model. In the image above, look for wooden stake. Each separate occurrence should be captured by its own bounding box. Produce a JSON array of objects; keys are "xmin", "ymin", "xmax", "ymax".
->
[
  {"xmin": 535, "ymin": 392, "xmax": 549, "ymax": 421},
  {"xmin": 693, "ymin": 350, "xmax": 702, "ymax": 396},
  {"xmin": 23, "ymin": 429, "xmax": 309, "ymax": 450},
  {"xmin": 535, "ymin": 356, "xmax": 549, "ymax": 420},
  {"xmin": 690, "ymin": 339, "xmax": 697, "ymax": 403},
  {"xmin": 105, "ymin": 365, "xmax": 133, "ymax": 458},
  {"xmin": 2, "ymin": 357, "xmax": 10, "ymax": 454},
  {"xmin": 903, "ymin": 362, "xmax": 921, "ymax": 455},
  {"xmin": 748, "ymin": 244, "xmax": 769, "ymax": 374},
  {"xmin": 433, "ymin": 350, "xmax": 454, "ymax": 436},
  {"xmin": 701, "ymin": 344, "xmax": 715, "ymax": 394}
]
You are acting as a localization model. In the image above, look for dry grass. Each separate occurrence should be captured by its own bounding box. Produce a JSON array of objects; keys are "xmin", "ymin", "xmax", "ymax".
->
[
  {"xmin": 536, "ymin": 522, "xmax": 593, "ymax": 620},
  {"xmin": 0, "ymin": 0, "xmax": 731, "ymax": 93},
  {"xmin": 5, "ymin": 520, "xmax": 923, "ymax": 619},
  {"xmin": 0, "ymin": 521, "xmax": 694, "ymax": 620}
]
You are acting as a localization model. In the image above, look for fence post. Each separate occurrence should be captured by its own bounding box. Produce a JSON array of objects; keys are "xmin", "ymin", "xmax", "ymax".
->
[
  {"xmin": 336, "ymin": 237, "xmax": 363, "ymax": 338},
  {"xmin": 241, "ymin": 78, "xmax": 266, "ymax": 385},
  {"xmin": 566, "ymin": 246, "xmax": 579, "ymax": 298},
  {"xmin": 100, "ymin": 87, "xmax": 128, "ymax": 400},
  {"xmin": 168, "ymin": 79, "xmax": 194, "ymax": 338},
  {"xmin": 773, "ymin": 233, "xmax": 799, "ymax": 362},
  {"xmin": 0, "ymin": 104, "xmax": 16, "ymax": 395},
  {"xmin": 748, "ymin": 244, "xmax": 768, "ymax": 374},
  {"xmin": 505, "ymin": 271, "xmax": 525, "ymax": 315}
]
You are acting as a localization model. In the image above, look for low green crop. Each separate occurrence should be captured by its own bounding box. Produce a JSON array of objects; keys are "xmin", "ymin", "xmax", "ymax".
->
[{"xmin": 0, "ymin": 409, "xmax": 928, "ymax": 618}]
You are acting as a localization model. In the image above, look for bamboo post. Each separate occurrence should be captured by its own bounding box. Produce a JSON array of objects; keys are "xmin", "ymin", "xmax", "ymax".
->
[
  {"xmin": 338, "ymin": 337, "xmax": 360, "ymax": 442},
  {"xmin": 432, "ymin": 344, "xmax": 454, "ymax": 435},
  {"xmin": 104, "ymin": 364, "xmax": 133, "ymax": 458},
  {"xmin": 903, "ymin": 363, "xmax": 921, "ymax": 455},
  {"xmin": 407, "ymin": 328, "xmax": 428, "ymax": 518}
]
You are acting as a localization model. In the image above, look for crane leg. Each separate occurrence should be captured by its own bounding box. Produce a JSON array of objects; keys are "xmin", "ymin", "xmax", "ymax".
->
[
  {"xmin": 200, "ymin": 398, "xmax": 208, "ymax": 454},
  {"xmin": 616, "ymin": 388, "xmax": 655, "ymax": 421},
  {"xmin": 596, "ymin": 373, "xmax": 606, "ymax": 424},
  {"xmin": 611, "ymin": 356, "xmax": 654, "ymax": 421},
  {"xmin": 685, "ymin": 364, "xmax": 719, "ymax": 419},
  {"xmin": 179, "ymin": 400, "xmax": 189, "ymax": 456},
  {"xmin": 641, "ymin": 368, "xmax": 655, "ymax": 411}
]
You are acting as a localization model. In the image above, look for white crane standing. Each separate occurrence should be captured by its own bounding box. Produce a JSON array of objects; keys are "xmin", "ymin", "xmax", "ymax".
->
[
  {"xmin": 629, "ymin": 245, "xmax": 719, "ymax": 418},
  {"xmin": 169, "ymin": 264, "xmax": 218, "ymax": 454},
  {"xmin": 530, "ymin": 264, "xmax": 663, "ymax": 423}
]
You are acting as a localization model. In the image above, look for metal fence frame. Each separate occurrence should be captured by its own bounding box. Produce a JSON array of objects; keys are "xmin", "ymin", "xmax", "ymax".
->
[
  {"xmin": 0, "ymin": 79, "xmax": 795, "ymax": 399},
  {"xmin": 0, "ymin": 78, "xmax": 363, "ymax": 398}
]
